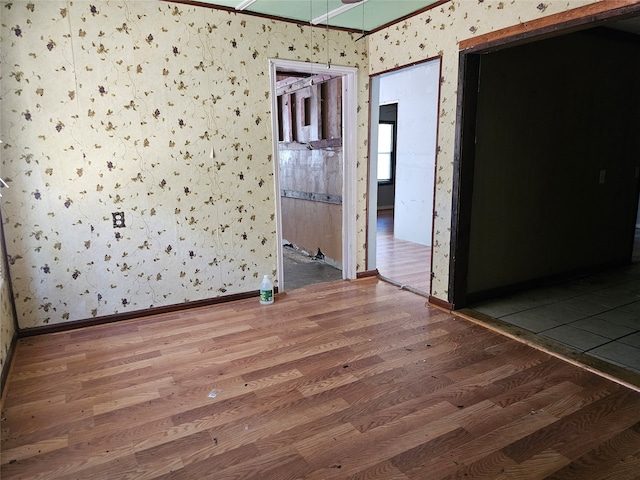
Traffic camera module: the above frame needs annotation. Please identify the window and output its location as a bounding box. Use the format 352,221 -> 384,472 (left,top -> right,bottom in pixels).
377,121 -> 395,183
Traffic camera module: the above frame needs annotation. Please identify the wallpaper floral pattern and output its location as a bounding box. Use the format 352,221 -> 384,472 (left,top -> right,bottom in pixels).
367,0 -> 601,301
0,0 -> 369,329
0,0 -> 609,331
1,232 -> 16,380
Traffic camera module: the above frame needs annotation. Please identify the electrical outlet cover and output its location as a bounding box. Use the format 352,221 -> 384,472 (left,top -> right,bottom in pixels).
112,212 -> 125,228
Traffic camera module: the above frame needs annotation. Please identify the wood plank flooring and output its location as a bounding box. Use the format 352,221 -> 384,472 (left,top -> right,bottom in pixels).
2,278 -> 640,479
376,209 -> 431,294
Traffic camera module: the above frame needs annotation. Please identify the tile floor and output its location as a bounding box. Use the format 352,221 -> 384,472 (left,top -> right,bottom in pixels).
470,263 -> 640,375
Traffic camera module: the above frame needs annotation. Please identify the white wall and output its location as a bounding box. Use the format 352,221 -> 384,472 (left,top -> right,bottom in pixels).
368,0 -> 603,302
379,60 -> 440,246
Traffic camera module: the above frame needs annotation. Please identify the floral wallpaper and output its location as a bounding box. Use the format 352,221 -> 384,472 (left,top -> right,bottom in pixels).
1,0 -> 610,330
1,229 -> 16,380
0,0 -> 369,329
368,0 -> 601,301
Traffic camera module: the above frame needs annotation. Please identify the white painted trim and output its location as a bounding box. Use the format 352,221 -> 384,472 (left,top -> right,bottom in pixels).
367,77 -> 380,271
235,0 -> 257,11
268,59 -> 358,290
311,0 -> 368,25
341,64 -> 358,281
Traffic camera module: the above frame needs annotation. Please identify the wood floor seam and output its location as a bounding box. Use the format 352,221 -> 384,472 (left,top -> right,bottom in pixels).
2,279 -> 640,479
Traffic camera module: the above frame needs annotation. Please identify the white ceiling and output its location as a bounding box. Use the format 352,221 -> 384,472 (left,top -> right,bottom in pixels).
187,0 -> 440,32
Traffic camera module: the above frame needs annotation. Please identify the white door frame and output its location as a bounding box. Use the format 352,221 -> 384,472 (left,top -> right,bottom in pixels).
367,78 -> 381,271
268,59 -> 358,290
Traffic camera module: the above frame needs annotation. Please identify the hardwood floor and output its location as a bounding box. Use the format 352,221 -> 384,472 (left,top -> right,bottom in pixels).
376,209 -> 431,294
2,278 -> 640,479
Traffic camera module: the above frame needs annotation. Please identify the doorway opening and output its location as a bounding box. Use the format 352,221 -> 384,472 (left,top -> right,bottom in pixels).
452,25 -> 640,309
368,59 -> 441,295
452,16 -> 640,381
269,59 -> 357,292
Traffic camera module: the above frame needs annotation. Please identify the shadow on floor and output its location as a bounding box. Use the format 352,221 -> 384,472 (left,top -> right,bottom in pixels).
283,245 -> 342,291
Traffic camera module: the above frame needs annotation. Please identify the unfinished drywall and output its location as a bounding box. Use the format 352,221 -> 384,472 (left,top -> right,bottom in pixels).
277,77 -> 343,265
0,1 -> 368,329
279,145 -> 343,265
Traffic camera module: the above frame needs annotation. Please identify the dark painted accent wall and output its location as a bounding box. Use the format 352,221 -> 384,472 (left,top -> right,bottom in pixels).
467,29 -> 640,297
